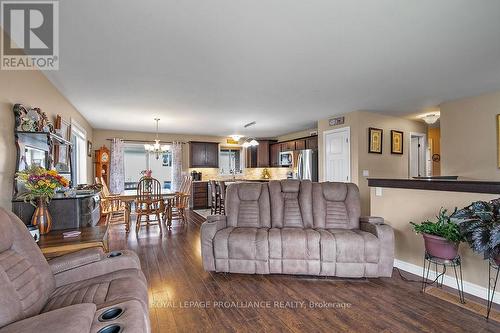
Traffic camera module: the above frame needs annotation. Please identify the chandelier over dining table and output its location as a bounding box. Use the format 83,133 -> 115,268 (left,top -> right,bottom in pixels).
144,118 -> 169,159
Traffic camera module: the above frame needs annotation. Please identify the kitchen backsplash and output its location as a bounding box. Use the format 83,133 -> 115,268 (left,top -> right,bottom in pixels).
186,167 -> 292,181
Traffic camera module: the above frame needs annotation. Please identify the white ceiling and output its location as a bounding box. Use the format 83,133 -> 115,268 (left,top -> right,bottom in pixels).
42,0 -> 500,137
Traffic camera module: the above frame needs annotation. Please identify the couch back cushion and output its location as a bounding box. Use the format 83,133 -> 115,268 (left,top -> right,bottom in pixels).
0,209 -> 56,328
226,183 -> 271,228
312,182 -> 361,229
269,180 -> 313,228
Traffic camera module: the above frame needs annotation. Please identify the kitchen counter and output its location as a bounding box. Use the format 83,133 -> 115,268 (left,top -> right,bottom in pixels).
367,178 -> 500,194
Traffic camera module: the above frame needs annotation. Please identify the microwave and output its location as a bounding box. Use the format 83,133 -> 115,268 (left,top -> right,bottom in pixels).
279,151 -> 293,167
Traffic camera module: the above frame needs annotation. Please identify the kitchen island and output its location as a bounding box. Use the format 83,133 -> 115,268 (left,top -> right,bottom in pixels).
368,178 -> 500,303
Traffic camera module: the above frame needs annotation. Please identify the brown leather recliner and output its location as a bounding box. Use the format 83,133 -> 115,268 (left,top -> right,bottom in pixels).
0,208 -> 150,333
201,180 -> 394,277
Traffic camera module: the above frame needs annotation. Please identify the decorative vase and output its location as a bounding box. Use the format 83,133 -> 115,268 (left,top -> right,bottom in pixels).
31,198 -> 52,235
422,233 -> 459,260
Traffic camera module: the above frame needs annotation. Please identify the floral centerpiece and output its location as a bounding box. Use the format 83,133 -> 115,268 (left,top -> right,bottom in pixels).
140,169 -> 152,177
16,166 -> 70,234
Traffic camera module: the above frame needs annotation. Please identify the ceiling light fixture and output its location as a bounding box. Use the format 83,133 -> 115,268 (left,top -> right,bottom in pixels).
229,134 -> 243,141
422,113 -> 440,124
242,138 -> 259,147
144,118 -> 169,159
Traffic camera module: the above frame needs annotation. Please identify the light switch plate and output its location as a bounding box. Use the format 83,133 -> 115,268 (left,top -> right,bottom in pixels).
362,170 -> 369,177
375,187 -> 383,197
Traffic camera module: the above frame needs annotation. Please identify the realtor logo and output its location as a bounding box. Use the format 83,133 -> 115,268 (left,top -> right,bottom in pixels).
1,0 -> 59,70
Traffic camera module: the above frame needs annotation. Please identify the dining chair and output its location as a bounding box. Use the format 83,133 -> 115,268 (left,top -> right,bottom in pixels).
164,176 -> 192,227
99,192 -> 127,227
135,177 -> 164,234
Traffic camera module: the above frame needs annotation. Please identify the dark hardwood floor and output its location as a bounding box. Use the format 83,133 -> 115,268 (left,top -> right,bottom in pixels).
107,211 -> 500,333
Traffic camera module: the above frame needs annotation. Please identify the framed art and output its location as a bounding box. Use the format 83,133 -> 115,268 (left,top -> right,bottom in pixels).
368,127 -> 383,154
87,140 -> 92,157
391,130 -> 404,154
55,115 -> 72,141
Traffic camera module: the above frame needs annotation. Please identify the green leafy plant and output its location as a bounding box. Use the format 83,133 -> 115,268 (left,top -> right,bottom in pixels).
450,200 -> 500,260
410,208 -> 463,243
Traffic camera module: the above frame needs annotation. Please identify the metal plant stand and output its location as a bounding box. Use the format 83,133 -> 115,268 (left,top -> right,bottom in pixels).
487,259 -> 499,320
421,252 -> 465,304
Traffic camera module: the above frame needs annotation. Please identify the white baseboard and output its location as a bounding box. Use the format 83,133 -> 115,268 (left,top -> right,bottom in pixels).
394,259 -> 500,304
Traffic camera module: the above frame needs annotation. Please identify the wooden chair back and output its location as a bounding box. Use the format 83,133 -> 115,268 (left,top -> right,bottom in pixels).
100,176 -> 114,197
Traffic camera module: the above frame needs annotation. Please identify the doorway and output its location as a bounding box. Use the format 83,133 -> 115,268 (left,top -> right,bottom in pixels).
323,127 -> 351,182
409,133 -> 428,177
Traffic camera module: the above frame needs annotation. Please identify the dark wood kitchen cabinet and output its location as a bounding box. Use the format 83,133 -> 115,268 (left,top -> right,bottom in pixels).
246,140 -> 275,168
190,181 -> 208,209
270,143 -> 281,167
280,141 -> 295,152
295,139 -> 306,150
189,142 -> 219,168
306,136 -> 318,150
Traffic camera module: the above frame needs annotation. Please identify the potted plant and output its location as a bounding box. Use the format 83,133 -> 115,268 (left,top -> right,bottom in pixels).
16,166 -> 70,234
451,200 -> 500,265
410,208 -> 463,260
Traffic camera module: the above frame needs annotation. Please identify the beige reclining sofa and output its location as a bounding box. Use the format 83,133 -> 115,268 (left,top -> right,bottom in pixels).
201,180 -> 394,277
0,208 -> 150,333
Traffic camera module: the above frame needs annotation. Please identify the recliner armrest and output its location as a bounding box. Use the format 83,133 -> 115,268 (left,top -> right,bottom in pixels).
200,215 -> 227,271
360,216 -> 385,225
49,247 -> 104,275
52,249 -> 142,287
359,217 -> 395,277
0,303 -> 95,333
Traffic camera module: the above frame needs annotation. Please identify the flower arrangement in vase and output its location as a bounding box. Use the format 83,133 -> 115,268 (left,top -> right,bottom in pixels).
140,169 -> 152,178
16,166 -> 70,234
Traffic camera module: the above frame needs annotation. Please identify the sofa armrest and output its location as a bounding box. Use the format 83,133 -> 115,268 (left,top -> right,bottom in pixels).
360,217 -> 395,277
0,303 -> 95,333
360,216 -> 385,225
49,247 -> 105,274
52,249 -> 142,287
200,215 -> 227,271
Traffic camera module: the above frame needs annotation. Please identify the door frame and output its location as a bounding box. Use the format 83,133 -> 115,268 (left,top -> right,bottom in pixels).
323,126 -> 351,182
409,132 -> 427,178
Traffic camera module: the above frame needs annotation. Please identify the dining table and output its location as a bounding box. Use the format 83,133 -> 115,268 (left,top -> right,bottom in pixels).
118,189 -> 176,231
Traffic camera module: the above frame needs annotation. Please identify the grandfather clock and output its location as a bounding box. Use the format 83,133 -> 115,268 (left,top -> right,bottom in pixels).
94,146 -> 110,184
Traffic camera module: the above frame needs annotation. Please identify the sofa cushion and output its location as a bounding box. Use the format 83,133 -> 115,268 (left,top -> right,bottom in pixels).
268,228 -> 321,275
269,180 -> 313,228
226,183 -> 271,228
312,182 -> 361,229
213,227 -> 268,260
327,229 -> 379,263
42,268 -> 148,312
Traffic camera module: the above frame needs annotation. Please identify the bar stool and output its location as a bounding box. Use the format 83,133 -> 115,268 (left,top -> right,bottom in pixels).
217,181 -> 226,215
210,180 -> 219,214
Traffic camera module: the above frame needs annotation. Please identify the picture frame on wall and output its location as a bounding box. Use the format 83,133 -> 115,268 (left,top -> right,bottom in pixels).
55,115 -> 72,141
368,127 -> 383,154
87,140 -> 92,157
391,130 -> 404,154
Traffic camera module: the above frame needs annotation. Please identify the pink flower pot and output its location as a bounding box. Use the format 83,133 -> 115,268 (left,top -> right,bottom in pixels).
422,233 -> 459,260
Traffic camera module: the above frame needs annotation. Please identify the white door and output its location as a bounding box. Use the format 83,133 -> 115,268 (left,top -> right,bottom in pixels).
410,135 -> 426,177
324,128 -> 350,182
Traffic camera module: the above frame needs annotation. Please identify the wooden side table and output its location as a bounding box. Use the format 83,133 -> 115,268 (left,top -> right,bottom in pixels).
38,225 -> 109,259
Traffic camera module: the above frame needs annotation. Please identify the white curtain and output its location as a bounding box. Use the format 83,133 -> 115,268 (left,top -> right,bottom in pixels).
171,142 -> 183,192
109,138 -> 125,193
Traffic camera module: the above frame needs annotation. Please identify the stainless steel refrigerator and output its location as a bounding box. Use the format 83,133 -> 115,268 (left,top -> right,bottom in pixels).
293,149 -> 318,182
